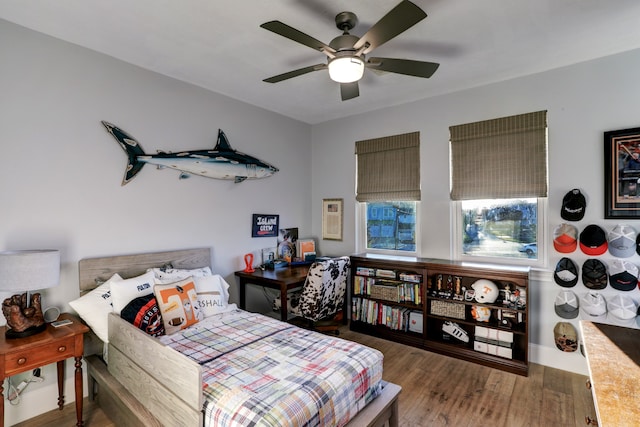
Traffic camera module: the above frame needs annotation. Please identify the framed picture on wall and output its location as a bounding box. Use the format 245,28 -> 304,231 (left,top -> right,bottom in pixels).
322,198 -> 343,241
604,126 -> 640,218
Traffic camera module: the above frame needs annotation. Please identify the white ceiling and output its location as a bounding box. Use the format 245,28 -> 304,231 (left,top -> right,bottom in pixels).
2,0 -> 640,124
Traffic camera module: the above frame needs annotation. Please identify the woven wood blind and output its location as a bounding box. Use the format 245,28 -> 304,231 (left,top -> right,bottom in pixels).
355,131 -> 420,202
449,110 -> 548,200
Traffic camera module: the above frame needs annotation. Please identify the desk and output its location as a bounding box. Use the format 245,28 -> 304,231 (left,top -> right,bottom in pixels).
580,321 -> 640,426
235,265 -> 309,320
0,313 -> 89,427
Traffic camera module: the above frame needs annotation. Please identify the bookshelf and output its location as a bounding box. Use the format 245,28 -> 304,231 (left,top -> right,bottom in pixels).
349,254 -> 530,376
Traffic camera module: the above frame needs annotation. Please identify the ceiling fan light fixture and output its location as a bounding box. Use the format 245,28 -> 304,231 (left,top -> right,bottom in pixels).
328,56 -> 364,83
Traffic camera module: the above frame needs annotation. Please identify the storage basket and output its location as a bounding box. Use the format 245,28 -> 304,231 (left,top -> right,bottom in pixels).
430,300 -> 465,320
370,284 -> 399,302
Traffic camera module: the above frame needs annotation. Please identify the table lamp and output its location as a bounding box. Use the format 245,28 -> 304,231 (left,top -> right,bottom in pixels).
0,250 -> 60,338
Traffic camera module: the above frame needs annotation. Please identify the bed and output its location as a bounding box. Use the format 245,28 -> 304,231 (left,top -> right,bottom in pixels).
76,248 -> 401,427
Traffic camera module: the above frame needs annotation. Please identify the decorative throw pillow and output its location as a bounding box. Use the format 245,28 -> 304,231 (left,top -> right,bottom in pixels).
149,266 -> 212,282
69,273 -> 122,343
193,275 -> 230,318
154,278 -> 200,334
110,270 -> 156,315
120,294 -> 165,337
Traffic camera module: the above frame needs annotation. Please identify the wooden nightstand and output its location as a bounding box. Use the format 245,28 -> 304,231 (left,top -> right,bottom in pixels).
0,313 -> 89,427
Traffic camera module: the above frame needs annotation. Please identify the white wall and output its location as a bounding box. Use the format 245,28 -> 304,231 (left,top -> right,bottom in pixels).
0,20 -> 311,425
311,48 -> 640,376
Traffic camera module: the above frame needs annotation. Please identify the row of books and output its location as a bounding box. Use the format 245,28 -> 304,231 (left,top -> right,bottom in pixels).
355,267 -> 423,283
352,297 -> 421,332
353,276 -> 423,305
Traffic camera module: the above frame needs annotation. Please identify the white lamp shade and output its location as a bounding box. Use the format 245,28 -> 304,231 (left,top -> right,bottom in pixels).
0,250 -> 60,292
328,56 -> 365,83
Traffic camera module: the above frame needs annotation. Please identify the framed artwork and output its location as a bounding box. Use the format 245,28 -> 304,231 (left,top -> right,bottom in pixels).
604,126 -> 640,218
322,198 -> 343,241
252,214 -> 279,237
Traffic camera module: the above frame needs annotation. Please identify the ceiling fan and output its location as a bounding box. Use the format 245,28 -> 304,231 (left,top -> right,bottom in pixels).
260,0 -> 440,101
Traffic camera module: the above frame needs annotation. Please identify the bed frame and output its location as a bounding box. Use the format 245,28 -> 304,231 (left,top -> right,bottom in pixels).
79,248 -> 401,427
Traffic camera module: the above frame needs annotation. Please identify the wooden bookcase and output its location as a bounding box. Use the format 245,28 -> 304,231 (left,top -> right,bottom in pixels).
349,254 -> 530,376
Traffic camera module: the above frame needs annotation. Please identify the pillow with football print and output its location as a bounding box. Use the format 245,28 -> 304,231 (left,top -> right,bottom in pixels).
154,277 -> 200,335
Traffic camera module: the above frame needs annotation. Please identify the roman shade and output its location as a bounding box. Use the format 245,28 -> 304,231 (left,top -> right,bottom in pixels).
355,131 -> 420,202
449,110 -> 548,200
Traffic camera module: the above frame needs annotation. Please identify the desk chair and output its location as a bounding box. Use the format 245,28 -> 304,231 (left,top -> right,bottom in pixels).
274,256 -> 350,334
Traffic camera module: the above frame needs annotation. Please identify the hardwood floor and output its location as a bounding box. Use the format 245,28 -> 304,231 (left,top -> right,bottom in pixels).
15,326 -> 596,426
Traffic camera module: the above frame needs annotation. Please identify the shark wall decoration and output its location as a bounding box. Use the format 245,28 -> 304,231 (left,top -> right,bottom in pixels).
101,121 -> 279,185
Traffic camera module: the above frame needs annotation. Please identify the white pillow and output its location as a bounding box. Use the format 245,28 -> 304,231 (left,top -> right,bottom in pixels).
110,270 -> 156,315
149,266 -> 212,282
194,275 -> 230,318
69,273 -> 122,343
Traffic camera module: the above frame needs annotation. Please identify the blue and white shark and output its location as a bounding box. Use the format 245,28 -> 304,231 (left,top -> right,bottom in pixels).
101,121 -> 279,185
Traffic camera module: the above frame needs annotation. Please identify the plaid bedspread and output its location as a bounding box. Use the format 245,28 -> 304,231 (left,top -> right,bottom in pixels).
160,309 -> 383,427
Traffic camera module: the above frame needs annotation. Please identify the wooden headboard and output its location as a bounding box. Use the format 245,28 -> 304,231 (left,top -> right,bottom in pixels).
78,248 -> 211,295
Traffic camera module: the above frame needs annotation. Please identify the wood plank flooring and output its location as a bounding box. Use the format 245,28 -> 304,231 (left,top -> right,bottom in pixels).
15,326 -> 596,426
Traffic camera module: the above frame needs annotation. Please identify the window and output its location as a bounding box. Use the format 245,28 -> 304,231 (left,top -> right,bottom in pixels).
455,198 -> 546,265
360,201 -> 418,253
355,131 -> 421,256
450,111 -> 548,266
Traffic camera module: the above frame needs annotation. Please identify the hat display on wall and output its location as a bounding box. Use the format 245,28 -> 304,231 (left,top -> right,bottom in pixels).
580,291 -> 607,322
608,259 -> 639,291
607,224 -> 637,258
606,294 -> 638,328
553,257 -> 579,287
554,290 -> 579,319
561,189 -> 586,221
554,322 -> 578,352
579,224 -> 608,255
582,259 -> 608,290
553,223 -> 578,253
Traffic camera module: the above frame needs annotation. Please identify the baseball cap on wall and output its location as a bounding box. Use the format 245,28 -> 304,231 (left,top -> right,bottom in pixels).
607,294 -> 638,328
553,257 -> 579,287
553,223 -> 578,253
554,290 -> 579,319
608,224 -> 637,258
579,224 -> 608,255
554,322 -> 578,352
582,259 -> 608,290
580,291 -> 607,322
561,189 -> 586,221
609,259 -> 639,291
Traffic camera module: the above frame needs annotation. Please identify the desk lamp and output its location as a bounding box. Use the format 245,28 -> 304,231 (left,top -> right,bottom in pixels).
0,250 -> 60,338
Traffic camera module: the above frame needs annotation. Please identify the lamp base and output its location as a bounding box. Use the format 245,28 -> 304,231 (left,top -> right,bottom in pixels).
5,323 -> 47,339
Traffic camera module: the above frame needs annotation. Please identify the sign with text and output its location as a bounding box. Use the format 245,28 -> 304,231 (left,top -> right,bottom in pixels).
252,214 -> 279,237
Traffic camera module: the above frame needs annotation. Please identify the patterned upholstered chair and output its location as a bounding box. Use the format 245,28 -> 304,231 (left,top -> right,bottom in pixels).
274,256 -> 350,334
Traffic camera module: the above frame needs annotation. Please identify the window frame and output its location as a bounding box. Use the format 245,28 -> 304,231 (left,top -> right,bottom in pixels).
451,198 -> 548,268
356,201 -> 421,257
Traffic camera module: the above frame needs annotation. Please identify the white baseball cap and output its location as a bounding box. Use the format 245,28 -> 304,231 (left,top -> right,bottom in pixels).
607,294 -> 638,327
580,291 -> 607,322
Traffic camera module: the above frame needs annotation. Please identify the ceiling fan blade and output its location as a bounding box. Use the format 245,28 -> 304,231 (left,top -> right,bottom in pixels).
353,1 -> 427,55
263,64 -> 327,83
367,57 -> 439,78
340,82 -> 359,101
261,21 -> 336,55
